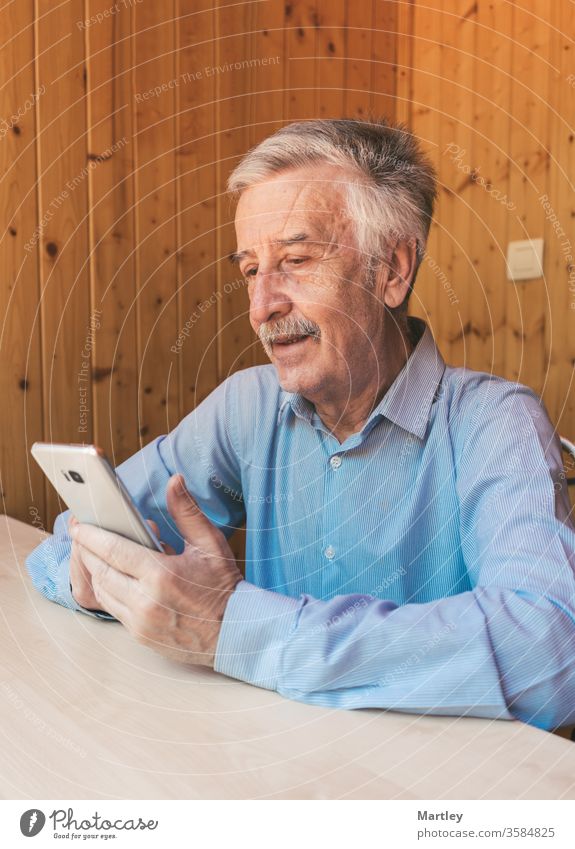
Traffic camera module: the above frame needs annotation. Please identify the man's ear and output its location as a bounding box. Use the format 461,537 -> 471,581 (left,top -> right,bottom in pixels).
376,239 -> 417,309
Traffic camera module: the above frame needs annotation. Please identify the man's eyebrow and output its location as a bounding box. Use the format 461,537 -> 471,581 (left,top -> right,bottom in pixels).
276,232 -> 309,246
228,233 -> 310,265
228,249 -> 249,265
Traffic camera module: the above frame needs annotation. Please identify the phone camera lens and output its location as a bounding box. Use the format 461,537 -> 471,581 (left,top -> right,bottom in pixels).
69,471 -> 84,484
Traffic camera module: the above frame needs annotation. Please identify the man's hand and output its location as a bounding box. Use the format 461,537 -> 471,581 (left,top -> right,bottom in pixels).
69,514 -> 101,610
69,474 -> 244,667
69,515 -> 167,612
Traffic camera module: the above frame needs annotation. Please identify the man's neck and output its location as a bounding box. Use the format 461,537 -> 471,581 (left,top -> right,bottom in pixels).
313,319 -> 416,444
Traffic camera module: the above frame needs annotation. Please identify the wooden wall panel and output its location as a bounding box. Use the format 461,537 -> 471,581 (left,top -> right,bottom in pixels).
133,2 -> 179,445
345,2 -> 373,119
176,1 -> 219,411
85,0 -> 139,467
250,1 -> 285,145
13,2 -> 575,530
316,0 -> 346,119
408,0 -> 442,328
371,0 -> 398,119
467,0 -> 513,376
394,0 -> 413,127
405,0 -> 573,444
545,1 -> 575,438
436,0 -> 476,365
1,0 -> 397,538
504,0 -> 551,394
214,0 -> 255,382
3,0 -> 574,532
0,0 -> 45,524
36,0 -> 93,525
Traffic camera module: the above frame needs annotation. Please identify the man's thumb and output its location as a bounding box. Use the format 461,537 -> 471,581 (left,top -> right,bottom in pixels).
166,474 -> 214,547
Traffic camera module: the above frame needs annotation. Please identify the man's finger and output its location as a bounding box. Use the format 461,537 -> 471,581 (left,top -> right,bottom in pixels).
79,544 -> 138,604
166,474 -> 226,550
71,523 -> 163,579
86,574 -> 131,627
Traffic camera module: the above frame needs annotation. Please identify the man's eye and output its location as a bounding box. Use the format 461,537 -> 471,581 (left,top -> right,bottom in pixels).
286,257 -> 307,267
244,267 -> 258,278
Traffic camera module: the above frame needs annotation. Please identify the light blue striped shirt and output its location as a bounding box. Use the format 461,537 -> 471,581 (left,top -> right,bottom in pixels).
26,318 -> 575,729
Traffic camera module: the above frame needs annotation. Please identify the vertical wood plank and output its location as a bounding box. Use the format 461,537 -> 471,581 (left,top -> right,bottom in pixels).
395,0 -> 414,127
345,1 -> 373,119
315,0 -> 346,119
371,0 -> 398,120
467,0 -> 513,376
250,1 -> 286,142
214,0 -> 256,381
284,1 -> 319,121
543,1 -> 575,436
36,0 -> 93,524
133,0 -> 179,444
436,0 -> 476,365
408,0 -> 442,330
85,0 -> 139,466
176,1 -> 219,411
504,0 -> 551,393
250,1 -> 286,368
0,0 -> 45,524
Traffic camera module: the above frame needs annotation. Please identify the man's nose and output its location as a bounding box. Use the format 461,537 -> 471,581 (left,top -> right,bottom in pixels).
249,271 -> 292,327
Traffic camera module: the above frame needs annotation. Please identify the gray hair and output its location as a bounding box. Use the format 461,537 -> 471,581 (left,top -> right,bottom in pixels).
227,118 -> 437,299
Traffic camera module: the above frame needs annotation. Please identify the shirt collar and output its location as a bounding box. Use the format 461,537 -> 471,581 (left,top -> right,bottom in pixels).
279,317 -> 446,440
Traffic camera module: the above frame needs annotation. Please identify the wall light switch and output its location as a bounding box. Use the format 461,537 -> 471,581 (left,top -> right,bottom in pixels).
506,238 -> 544,281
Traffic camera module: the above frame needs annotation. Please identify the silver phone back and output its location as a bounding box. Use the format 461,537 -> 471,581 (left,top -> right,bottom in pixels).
31,443 -> 161,550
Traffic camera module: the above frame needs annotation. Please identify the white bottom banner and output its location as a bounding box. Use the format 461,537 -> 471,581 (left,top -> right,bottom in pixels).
0,799 -> 573,848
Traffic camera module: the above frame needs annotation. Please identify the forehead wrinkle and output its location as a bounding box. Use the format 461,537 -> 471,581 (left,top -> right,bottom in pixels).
236,207 -> 349,259
234,172 -> 353,261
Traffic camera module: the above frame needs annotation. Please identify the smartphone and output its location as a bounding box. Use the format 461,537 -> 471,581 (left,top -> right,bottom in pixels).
31,442 -> 163,551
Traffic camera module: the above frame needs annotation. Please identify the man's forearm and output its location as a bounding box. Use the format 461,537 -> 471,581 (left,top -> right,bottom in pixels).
214,580 -> 575,728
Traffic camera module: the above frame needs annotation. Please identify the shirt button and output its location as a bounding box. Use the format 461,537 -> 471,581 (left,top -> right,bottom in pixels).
324,545 -> 336,560
330,455 -> 342,470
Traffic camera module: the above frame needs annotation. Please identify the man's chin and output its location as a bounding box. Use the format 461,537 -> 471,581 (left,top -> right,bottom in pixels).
261,333 -> 325,393
272,363 -> 321,397
274,370 -> 302,394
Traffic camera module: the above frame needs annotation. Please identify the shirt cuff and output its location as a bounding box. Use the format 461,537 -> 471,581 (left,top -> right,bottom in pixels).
214,580 -> 300,690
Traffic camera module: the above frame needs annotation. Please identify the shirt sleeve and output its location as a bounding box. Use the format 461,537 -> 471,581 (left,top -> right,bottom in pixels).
26,375 -> 246,615
215,384 -> 575,730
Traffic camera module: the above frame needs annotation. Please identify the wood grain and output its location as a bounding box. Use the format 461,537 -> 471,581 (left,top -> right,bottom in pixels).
408,0 -> 442,329
504,0 -> 551,395
4,2 -> 573,536
214,0 -> 255,382
176,0 -> 219,410
36,0 -> 93,526
405,0 -> 573,445
85,0 -> 139,466
436,0 -> 476,365
0,0 -> 45,524
345,1 -> 373,120
133,0 -> 179,444
542,1 -> 575,440
467,0 -> 513,376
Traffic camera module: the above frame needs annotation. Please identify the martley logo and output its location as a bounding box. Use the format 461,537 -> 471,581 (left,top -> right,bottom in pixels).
19,807 -> 158,839
19,809 -> 46,836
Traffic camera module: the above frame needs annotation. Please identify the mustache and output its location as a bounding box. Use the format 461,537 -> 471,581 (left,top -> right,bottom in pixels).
258,315 -> 321,351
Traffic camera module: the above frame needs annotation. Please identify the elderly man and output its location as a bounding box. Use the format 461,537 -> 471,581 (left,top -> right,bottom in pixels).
27,119 -> 575,729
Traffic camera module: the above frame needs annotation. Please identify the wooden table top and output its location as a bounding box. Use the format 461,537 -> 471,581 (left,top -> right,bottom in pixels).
1,515 -> 574,800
